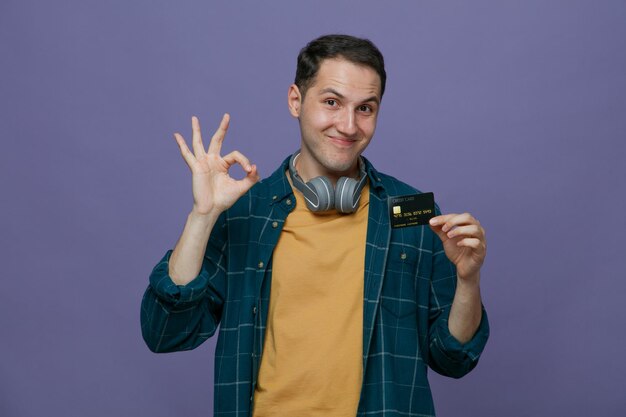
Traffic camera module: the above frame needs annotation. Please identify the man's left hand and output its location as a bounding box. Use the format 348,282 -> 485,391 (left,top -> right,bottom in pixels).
429,213 -> 486,284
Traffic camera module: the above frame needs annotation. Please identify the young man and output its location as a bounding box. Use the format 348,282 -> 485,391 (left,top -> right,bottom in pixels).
141,34 -> 489,417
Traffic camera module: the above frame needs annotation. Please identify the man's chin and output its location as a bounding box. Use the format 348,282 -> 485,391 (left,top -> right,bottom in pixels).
322,159 -> 359,177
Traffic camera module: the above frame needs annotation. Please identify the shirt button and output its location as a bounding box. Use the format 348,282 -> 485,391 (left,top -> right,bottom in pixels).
272,195 -> 277,200
252,306 -> 257,315
258,261 -> 264,269
286,199 -> 292,205
272,221 -> 278,228
400,252 -> 407,260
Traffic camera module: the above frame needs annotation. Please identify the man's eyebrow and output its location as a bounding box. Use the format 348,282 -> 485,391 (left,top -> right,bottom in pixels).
318,88 -> 380,105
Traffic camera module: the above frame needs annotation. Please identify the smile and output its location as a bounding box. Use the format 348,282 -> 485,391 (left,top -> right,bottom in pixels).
327,135 -> 357,147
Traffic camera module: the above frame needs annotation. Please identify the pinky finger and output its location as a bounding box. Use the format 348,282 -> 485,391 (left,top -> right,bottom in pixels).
174,133 -> 196,167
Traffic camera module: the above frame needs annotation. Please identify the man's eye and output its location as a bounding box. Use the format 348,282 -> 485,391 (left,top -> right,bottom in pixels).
325,99 -> 337,106
359,105 -> 372,112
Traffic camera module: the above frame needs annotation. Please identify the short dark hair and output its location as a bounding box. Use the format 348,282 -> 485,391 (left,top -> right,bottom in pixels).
295,34 -> 386,98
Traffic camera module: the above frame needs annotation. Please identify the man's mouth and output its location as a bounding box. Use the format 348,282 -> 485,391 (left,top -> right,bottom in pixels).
327,135 -> 356,147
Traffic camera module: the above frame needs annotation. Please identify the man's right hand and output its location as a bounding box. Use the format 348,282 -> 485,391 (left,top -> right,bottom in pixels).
174,114 -> 260,216
168,114 -> 259,284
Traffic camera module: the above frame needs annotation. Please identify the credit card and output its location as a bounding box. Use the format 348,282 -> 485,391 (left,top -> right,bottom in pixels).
389,192 -> 435,228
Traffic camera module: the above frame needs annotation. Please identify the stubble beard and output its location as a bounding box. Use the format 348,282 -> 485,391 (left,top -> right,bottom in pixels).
306,141 -> 360,178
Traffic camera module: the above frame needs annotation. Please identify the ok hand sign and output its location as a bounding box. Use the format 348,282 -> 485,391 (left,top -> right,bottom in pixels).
174,114 -> 260,216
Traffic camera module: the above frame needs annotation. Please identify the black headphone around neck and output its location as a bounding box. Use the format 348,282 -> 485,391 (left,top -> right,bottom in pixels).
288,150 -> 368,214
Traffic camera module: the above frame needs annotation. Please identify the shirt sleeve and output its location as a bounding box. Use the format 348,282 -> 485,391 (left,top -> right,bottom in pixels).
140,214 -> 228,353
426,211 -> 489,378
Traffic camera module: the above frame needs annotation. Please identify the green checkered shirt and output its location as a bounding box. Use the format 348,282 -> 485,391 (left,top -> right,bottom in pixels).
141,155 -> 489,416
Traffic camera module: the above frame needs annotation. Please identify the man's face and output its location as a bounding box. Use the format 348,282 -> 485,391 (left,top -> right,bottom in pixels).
288,58 -> 381,182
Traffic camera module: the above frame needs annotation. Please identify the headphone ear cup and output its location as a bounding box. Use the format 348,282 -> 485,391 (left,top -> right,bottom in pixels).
306,176 -> 335,212
335,177 -> 358,214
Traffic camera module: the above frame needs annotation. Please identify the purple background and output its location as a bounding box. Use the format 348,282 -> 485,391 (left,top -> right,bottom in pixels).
1,1 -> 625,416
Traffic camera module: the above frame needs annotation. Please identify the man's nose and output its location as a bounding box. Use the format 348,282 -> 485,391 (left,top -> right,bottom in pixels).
335,108 -> 358,137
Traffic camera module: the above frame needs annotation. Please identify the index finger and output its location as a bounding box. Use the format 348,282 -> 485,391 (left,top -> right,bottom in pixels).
207,113 -> 231,155
431,212 -> 478,232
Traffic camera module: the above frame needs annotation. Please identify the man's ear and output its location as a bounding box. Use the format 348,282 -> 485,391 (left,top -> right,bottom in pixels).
288,84 -> 302,118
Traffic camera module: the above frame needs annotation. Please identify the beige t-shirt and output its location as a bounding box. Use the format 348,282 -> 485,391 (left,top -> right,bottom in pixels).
252,174 -> 369,417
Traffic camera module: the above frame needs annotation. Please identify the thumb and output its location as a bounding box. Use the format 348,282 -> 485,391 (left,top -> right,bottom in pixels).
429,224 -> 449,243
238,164 -> 260,192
